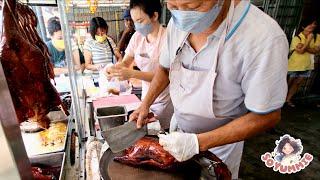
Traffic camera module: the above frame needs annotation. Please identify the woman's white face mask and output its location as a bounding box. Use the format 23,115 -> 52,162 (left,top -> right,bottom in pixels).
169,0 -> 224,33
134,22 -> 153,37
130,7 -> 158,37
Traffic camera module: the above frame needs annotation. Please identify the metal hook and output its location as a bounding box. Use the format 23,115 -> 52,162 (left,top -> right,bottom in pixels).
207,159 -> 221,171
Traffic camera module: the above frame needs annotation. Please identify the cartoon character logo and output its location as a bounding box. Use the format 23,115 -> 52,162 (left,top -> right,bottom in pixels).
274,134 -> 303,166
261,134 -> 313,174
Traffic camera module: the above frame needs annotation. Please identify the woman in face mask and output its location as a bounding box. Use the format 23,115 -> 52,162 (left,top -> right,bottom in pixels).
46,17 -> 81,75
83,17 -> 122,71
107,0 -> 174,129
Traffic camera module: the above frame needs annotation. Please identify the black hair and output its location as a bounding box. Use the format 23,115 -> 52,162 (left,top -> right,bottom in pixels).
89,17 -> 108,40
129,0 -> 162,20
47,17 -> 61,36
276,137 -> 302,155
296,17 -> 317,36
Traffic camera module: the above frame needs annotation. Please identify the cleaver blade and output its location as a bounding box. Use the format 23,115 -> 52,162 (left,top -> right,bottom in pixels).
102,121 -> 147,153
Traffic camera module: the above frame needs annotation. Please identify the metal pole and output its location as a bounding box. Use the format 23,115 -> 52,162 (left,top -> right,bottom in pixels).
58,0 -> 85,140
34,6 -> 48,42
58,2 -> 86,179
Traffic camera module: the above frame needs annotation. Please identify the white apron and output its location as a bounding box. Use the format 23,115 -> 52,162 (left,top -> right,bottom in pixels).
135,27 -> 174,129
169,1 -> 250,179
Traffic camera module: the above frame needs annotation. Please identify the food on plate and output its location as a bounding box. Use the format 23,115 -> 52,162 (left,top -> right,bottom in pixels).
1,0 -> 67,129
114,137 -> 176,169
39,122 -> 67,146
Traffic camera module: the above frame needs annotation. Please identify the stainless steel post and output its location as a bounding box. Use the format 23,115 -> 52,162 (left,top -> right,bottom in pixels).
0,61 -> 32,179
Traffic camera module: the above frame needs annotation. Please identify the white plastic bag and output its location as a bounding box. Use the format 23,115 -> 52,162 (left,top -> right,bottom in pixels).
98,64 -> 131,96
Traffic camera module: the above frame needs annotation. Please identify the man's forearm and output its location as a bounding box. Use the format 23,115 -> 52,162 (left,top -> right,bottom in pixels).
142,65 -> 170,107
197,110 -> 281,151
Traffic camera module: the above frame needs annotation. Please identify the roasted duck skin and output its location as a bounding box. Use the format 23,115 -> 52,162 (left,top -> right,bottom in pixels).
1,0 -> 66,128
114,137 -> 176,169
114,137 -> 232,180
32,167 -> 54,180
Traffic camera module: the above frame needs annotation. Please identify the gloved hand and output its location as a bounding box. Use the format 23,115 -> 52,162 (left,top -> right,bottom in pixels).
158,132 -> 199,162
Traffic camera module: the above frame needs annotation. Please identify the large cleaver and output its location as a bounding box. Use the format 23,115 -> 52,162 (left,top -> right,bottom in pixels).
102,121 -> 147,153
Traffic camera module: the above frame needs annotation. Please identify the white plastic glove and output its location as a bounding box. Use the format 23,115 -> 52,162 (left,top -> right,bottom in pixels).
147,120 -> 161,135
158,132 -> 199,162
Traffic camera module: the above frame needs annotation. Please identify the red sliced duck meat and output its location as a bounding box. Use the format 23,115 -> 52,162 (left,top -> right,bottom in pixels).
32,167 -> 55,180
114,137 -> 232,180
114,137 -> 176,169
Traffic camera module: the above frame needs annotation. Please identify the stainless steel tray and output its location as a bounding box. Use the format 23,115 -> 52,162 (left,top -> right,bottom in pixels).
95,106 -> 127,132
30,152 -> 66,180
22,119 -> 70,157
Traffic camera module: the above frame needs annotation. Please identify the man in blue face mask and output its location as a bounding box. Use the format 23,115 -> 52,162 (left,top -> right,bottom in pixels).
129,0 -> 289,178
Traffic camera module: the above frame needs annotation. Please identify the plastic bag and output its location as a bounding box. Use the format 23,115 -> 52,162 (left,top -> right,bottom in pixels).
99,64 -> 132,96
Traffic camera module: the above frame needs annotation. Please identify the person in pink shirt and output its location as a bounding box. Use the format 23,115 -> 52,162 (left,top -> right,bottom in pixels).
107,0 -> 173,129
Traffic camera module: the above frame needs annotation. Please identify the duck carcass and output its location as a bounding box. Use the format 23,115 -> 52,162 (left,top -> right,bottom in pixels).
1,0 -> 67,128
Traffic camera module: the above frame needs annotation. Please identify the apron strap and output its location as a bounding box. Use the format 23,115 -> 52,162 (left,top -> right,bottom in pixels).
212,0 -> 235,73
226,2 -> 251,41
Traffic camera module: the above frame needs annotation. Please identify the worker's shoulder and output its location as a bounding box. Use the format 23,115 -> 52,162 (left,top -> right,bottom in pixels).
164,19 -> 189,47
130,31 -> 141,40
243,4 -> 286,40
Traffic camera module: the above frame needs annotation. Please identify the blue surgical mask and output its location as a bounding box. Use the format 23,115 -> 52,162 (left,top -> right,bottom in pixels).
170,0 -> 224,33
134,22 -> 153,37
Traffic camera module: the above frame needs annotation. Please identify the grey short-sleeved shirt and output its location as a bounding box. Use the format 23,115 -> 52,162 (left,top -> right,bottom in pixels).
160,1 -> 289,125
83,36 -> 116,65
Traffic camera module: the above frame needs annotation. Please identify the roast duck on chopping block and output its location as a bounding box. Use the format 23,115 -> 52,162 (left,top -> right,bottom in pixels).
0,0 -> 68,128
114,137 -> 176,169
114,137 -> 232,180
